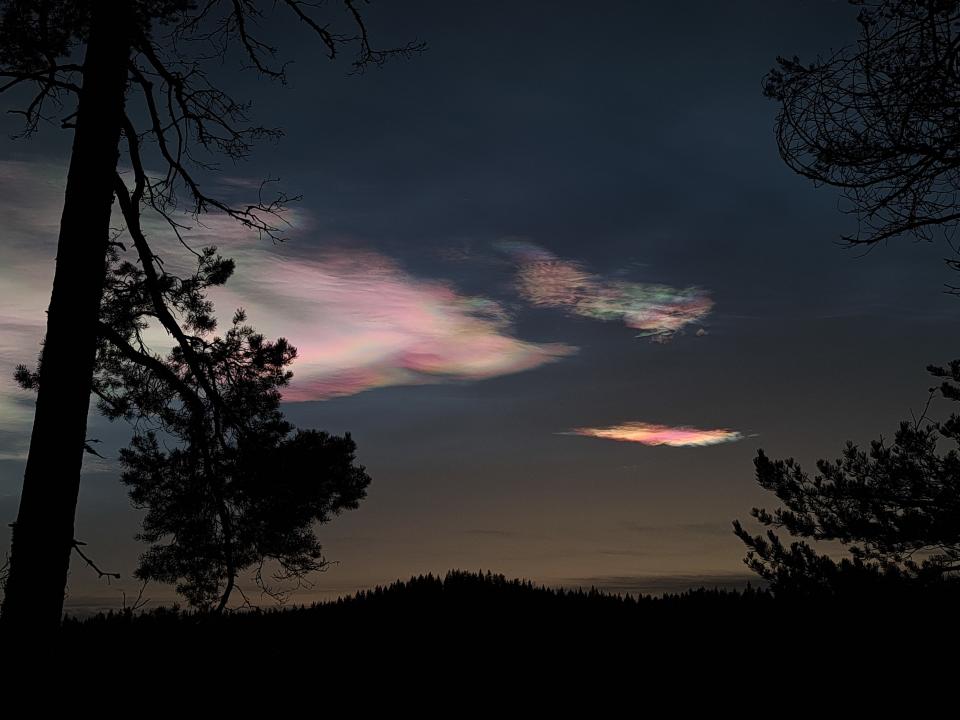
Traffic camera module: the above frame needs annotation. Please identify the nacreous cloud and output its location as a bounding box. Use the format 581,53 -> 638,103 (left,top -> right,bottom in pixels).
215,247 -> 576,400
0,160 -> 575,414
568,422 -> 743,447
498,240 -> 712,341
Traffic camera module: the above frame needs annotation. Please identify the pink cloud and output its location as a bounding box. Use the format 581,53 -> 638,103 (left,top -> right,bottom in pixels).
568,422 -> 743,447
216,247 -> 575,400
0,161 -> 576,411
498,239 -> 713,340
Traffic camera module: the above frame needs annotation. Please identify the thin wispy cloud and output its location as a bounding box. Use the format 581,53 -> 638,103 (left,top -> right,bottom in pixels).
497,239 -> 713,341
567,421 -> 743,447
0,161 -> 66,436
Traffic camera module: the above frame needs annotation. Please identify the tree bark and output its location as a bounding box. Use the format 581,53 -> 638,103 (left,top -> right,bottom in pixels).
1,2 -> 131,629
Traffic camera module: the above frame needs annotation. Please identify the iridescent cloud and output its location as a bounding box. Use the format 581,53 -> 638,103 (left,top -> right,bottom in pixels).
0,161 -> 575,412
0,161 -> 66,438
498,239 -> 712,340
215,247 -> 576,400
568,422 -> 743,447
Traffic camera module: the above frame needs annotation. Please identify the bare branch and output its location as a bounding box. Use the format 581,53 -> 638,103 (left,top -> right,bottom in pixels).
72,540 -> 121,582
768,1 -> 960,248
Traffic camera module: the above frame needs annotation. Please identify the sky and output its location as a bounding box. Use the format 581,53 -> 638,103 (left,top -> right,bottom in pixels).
2,0 -> 960,612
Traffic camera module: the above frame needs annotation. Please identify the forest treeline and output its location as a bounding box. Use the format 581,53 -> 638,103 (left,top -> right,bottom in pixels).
55,569 -> 960,648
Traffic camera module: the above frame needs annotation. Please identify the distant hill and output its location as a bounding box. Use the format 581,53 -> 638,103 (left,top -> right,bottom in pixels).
50,569 -> 951,657
59,569 -> 769,635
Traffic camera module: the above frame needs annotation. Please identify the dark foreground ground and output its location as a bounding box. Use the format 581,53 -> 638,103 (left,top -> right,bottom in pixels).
2,569 -> 955,694
51,570 -> 957,654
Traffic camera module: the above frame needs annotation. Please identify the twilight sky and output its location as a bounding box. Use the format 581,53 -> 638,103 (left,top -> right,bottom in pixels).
3,0 -> 960,611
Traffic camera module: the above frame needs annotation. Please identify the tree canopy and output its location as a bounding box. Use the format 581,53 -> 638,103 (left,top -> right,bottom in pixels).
766,0 -> 960,248
111,307 -> 371,611
16,236 -> 373,611
733,396 -> 960,596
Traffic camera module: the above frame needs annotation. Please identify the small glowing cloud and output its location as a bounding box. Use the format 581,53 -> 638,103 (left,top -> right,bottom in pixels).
497,240 -> 712,341
568,421 -> 743,447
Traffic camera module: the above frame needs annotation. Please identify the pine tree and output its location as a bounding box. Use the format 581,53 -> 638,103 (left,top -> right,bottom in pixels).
0,0 -> 420,628
734,365 -> 960,596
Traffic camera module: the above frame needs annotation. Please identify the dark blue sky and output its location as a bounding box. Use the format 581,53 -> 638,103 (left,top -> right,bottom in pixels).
2,0 -> 958,610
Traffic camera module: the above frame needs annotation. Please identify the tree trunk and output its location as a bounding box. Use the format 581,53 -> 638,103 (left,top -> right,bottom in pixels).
1,3 -> 131,629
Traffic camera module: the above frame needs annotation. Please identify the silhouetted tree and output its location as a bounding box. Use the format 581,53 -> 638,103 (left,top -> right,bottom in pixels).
0,0 -> 420,628
766,0 -> 960,249
733,398 -> 960,596
107,304 -> 369,612
17,234 -> 372,611
122,426 -> 369,611
739,0 -> 960,597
